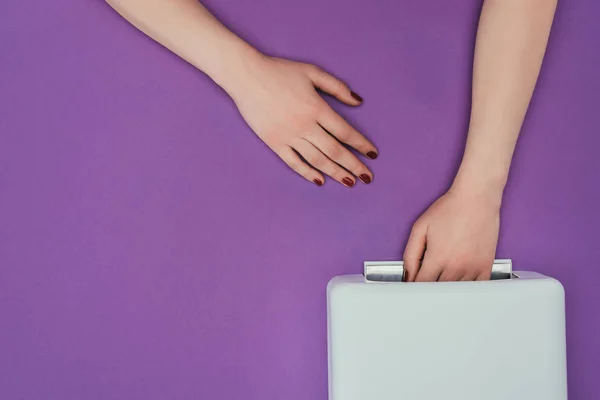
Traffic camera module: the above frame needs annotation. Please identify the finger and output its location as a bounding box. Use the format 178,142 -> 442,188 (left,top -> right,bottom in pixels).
476,270 -> 492,281
278,146 -> 325,186
403,222 -> 427,282
306,127 -> 373,184
292,138 -> 356,188
415,253 -> 443,282
460,272 -> 479,281
438,267 -> 466,282
305,65 -> 363,106
318,105 -> 378,160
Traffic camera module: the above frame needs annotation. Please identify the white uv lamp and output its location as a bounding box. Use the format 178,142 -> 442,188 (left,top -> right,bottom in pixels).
327,259 -> 567,400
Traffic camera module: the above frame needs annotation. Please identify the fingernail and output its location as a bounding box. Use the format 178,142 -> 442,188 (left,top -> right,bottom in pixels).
342,177 -> 354,187
350,91 -> 363,102
366,151 -> 378,160
359,174 -> 371,184
313,178 -> 323,186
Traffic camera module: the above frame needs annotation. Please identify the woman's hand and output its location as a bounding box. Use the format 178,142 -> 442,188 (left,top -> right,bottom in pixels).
106,0 -> 377,187
401,0 -> 557,280
403,186 -> 501,282
227,54 -> 378,187
399,0 -> 557,279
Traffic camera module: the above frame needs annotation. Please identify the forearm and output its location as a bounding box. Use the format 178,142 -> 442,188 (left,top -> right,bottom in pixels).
105,0 -> 261,93
453,0 -> 557,199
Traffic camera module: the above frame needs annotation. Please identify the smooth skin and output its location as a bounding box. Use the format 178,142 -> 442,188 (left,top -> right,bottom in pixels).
404,0 -> 558,282
106,0 -> 377,188
105,0 -> 557,281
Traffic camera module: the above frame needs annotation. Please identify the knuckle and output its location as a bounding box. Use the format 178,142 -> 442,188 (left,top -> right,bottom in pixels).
334,127 -> 351,140
403,247 -> 419,260
453,266 -> 468,276
332,79 -> 347,94
285,157 -> 302,171
307,64 -> 322,75
404,255 -> 419,264
412,220 -> 427,232
307,154 -> 325,168
325,144 -> 344,159
315,104 -> 332,121
306,100 -> 325,119
261,127 -> 279,141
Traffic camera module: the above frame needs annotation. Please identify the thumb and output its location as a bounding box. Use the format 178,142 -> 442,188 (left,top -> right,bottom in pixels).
305,65 -> 363,106
403,221 -> 427,282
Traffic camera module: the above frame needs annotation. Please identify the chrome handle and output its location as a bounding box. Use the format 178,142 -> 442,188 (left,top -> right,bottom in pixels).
364,259 -> 513,282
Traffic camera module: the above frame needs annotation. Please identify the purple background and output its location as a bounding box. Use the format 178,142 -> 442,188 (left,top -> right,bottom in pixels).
1,0 -> 599,398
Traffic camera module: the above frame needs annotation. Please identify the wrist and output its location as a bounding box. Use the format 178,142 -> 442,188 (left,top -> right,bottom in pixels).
210,41 -> 265,97
450,162 -> 507,208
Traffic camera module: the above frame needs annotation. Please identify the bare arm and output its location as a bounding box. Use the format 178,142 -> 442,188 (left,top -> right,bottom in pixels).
106,0 -> 378,187
405,0 -> 558,282
106,0 -> 256,93
454,0 -> 558,199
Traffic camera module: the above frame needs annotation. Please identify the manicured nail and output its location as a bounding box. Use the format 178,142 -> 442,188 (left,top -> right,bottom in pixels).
342,177 -> 354,187
351,91 -> 363,102
359,174 -> 371,184
313,178 -> 323,186
366,151 -> 378,160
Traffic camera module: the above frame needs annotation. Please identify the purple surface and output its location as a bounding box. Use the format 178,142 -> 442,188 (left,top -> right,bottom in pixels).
1,0 -> 599,398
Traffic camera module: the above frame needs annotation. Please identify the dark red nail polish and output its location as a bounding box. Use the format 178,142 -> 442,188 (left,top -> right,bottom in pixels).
351,91 -> 363,102
366,151 -> 378,160
313,178 -> 323,186
359,174 -> 371,184
342,177 -> 354,187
